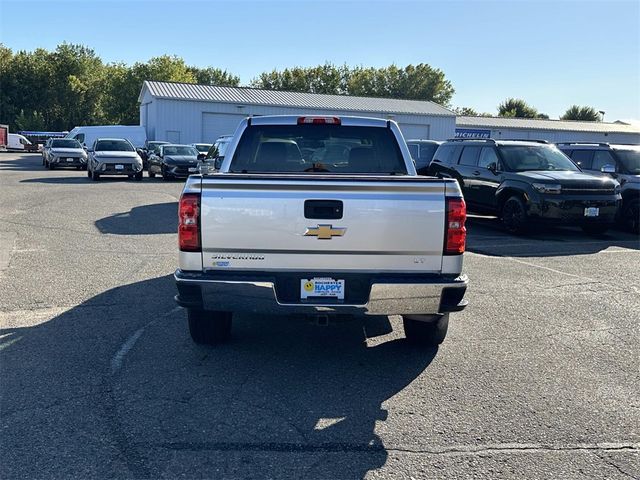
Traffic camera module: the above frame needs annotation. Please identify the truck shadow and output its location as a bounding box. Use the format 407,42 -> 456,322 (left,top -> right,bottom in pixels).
95,202 -> 178,235
466,216 -> 640,257
0,275 -> 435,479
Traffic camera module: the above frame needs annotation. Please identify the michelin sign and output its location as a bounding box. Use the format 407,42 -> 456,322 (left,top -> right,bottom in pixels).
455,128 -> 491,139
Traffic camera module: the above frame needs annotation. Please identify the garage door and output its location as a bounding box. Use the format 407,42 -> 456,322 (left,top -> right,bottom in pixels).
202,113 -> 246,143
399,124 -> 430,140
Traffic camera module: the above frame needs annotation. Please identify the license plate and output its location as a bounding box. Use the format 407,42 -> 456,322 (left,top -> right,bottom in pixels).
188,167 -> 197,172
301,278 -> 345,300
115,164 -> 124,170
66,157 -> 74,162
584,207 -> 599,217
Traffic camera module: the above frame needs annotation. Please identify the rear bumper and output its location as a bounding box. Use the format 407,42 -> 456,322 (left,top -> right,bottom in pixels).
174,269 -> 468,316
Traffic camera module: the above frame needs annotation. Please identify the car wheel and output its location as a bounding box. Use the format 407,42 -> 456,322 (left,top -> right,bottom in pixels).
87,168 -> 92,178
621,198 -> 639,234
402,314 -> 449,347
187,309 -> 232,345
148,171 -> 156,178
134,171 -> 143,181
92,170 -> 100,181
48,162 -> 54,170
162,167 -> 171,181
501,195 -> 529,235
581,224 -> 608,235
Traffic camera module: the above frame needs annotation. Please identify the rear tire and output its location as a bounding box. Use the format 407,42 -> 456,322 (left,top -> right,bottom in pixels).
621,198 -> 639,234
134,171 -> 143,181
91,170 -> 100,181
581,224 -> 609,235
403,314 -> 449,347
48,162 -> 54,170
188,309 -> 232,345
501,195 -> 529,235
148,171 -> 156,178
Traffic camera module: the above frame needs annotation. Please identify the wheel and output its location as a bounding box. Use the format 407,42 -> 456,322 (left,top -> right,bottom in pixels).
501,195 -> 529,235
581,224 -> 609,235
148,171 -> 156,178
403,314 -> 449,347
621,198 -> 639,234
134,171 -> 143,181
42,157 -> 45,166
91,170 -> 100,181
48,162 -> 54,170
187,309 -> 232,345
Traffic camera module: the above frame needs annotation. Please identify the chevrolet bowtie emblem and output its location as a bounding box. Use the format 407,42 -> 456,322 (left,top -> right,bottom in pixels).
304,224 -> 346,240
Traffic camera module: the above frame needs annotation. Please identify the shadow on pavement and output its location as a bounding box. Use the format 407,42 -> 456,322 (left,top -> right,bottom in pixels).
0,275 -> 436,478
95,202 -> 178,235
466,216 -> 640,257
0,154 -> 48,171
21,176 -> 91,184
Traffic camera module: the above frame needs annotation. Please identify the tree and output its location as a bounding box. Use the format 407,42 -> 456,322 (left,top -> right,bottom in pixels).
188,67 -> 240,86
498,98 -> 540,118
560,105 -> 601,121
453,107 -> 479,116
251,63 -> 455,105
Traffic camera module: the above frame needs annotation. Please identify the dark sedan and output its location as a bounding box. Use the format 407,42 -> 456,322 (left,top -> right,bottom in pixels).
147,144 -> 203,180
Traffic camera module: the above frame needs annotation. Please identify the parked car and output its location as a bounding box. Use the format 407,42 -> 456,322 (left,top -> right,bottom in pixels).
139,140 -> 169,169
147,144 -> 202,180
42,138 -> 87,169
198,134 -> 233,174
406,139 -> 441,175
87,138 -> 143,181
428,138 -> 621,235
191,143 -> 213,155
66,125 -> 147,150
557,142 -> 640,233
175,115 -> 468,346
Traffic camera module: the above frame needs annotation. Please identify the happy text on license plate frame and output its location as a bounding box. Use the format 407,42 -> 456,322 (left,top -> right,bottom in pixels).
584,207 -> 599,217
301,278 -> 345,300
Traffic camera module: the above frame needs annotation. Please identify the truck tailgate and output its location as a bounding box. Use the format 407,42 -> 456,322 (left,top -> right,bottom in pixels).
199,175 -> 446,273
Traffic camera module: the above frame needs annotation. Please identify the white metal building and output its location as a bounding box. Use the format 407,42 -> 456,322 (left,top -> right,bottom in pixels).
456,116 -> 640,144
138,81 -> 456,143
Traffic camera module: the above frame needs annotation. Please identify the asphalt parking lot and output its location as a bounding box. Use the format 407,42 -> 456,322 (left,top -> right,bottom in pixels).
1,152 -> 638,479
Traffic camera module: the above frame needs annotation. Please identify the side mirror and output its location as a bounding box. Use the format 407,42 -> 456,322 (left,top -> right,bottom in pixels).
487,162 -> 498,174
197,153 -> 206,161
214,157 -> 223,170
601,164 -> 616,174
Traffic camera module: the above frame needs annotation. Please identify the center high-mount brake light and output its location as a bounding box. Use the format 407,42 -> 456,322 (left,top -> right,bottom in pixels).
179,193 -> 201,252
297,116 -> 341,125
444,197 -> 467,255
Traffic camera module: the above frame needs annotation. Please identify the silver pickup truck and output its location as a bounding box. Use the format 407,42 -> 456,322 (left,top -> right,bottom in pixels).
175,116 -> 468,346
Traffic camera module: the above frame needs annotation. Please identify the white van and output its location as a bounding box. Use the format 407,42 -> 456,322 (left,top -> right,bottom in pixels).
8,133 -> 34,151
65,126 -> 147,149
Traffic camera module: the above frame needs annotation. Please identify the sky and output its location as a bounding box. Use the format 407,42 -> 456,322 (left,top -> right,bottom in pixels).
1,0 -> 639,121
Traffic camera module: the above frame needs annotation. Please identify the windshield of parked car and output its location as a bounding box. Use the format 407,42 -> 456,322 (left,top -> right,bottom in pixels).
51,139 -> 82,148
193,144 -> 211,153
499,145 -> 580,172
230,124 -> 408,174
162,146 -> 198,156
94,139 -> 134,152
615,147 -> 640,174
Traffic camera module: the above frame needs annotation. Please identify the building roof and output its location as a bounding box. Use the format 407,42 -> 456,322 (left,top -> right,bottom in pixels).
139,81 -> 455,117
457,116 -> 640,134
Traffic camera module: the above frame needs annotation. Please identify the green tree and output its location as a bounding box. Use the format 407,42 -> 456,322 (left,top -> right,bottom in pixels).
453,107 -> 479,116
251,63 -> 455,105
497,98 -> 542,118
560,105 -> 601,121
189,66 -> 240,86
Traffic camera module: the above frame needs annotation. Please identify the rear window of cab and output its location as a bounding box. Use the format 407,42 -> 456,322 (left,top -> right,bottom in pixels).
230,124 -> 408,175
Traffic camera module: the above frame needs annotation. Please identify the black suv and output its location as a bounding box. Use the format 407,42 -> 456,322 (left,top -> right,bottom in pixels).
406,139 -> 441,175
556,143 -> 640,233
428,139 -> 621,234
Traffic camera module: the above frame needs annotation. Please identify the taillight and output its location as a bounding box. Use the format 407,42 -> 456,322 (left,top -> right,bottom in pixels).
179,193 -> 200,252
444,197 -> 466,255
297,116 -> 341,125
